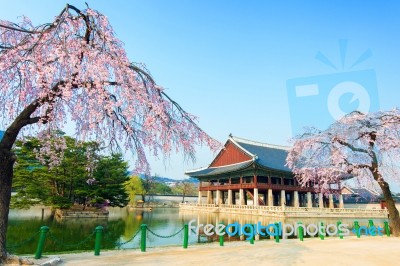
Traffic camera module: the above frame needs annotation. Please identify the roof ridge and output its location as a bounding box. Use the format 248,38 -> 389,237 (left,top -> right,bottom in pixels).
230,135 -> 291,151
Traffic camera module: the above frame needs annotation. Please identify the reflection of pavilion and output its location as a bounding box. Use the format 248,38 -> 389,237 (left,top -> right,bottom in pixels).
182,135 -> 387,218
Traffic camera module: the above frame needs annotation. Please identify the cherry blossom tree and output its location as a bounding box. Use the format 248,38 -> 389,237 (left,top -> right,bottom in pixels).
0,4 -> 219,260
287,110 -> 400,236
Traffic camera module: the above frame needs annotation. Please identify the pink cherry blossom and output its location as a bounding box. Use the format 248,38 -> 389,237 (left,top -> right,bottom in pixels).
286,110 -> 400,235
0,5 -> 221,174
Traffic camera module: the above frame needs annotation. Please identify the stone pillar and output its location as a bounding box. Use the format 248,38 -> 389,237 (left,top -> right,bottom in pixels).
207,190 -> 212,204
216,190 -> 221,205
239,189 -> 245,205
280,190 -> 286,207
319,193 -> 324,208
339,194 -> 344,208
307,192 -> 312,208
329,194 -> 334,209
197,191 -> 202,204
254,188 -> 259,206
268,189 -> 273,206
294,191 -> 299,208
227,190 -> 233,205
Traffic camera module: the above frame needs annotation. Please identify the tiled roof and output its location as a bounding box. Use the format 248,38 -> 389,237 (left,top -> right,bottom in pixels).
341,185 -> 382,203
185,135 -> 292,177
231,136 -> 291,172
185,159 -> 254,177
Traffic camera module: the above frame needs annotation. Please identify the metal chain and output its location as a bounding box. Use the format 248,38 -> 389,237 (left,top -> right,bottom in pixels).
147,226 -> 185,239
114,229 -> 141,249
7,231 -> 40,250
47,231 -> 95,248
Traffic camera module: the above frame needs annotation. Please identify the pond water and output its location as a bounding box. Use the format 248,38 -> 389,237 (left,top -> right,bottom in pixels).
7,206 -> 388,255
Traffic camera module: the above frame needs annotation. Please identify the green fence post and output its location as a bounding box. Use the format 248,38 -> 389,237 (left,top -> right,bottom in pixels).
141,224 -> 147,252
319,222 -> 325,240
274,223 -> 280,243
34,226 -> 49,259
384,221 -> 390,237
94,226 -> 103,256
354,221 -> 360,238
183,224 -> 189,249
337,221 -> 343,239
218,222 -> 224,246
368,220 -> 375,236
368,219 -> 374,228
297,222 -> 304,241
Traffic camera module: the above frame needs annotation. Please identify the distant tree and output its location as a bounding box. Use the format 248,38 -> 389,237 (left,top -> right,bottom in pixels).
153,182 -> 173,195
124,176 -> 145,205
173,181 -> 197,202
287,110 -> 400,236
141,174 -> 156,202
0,4 -> 219,260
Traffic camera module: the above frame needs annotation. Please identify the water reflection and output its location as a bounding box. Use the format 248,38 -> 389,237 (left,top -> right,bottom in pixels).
7,207 -> 387,255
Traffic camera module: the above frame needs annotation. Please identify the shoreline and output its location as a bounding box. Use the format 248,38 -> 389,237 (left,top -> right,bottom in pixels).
17,236 -> 400,266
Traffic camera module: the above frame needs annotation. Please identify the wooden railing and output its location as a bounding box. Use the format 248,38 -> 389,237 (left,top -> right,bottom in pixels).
199,183 -> 315,192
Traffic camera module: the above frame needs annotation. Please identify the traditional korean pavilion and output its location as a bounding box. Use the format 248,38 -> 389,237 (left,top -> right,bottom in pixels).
185,135 -> 344,208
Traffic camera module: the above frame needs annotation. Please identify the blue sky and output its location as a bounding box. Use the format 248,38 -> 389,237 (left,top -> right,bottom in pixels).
1,1 -> 400,191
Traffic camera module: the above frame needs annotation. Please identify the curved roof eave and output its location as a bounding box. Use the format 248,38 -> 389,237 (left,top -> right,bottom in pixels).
185,159 -> 255,178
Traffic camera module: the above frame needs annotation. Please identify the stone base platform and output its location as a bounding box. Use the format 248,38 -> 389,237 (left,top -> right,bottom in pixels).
179,203 -> 389,218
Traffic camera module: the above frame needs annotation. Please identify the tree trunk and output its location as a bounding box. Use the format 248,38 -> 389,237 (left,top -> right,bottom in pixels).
0,148 -> 16,262
0,101 -> 40,262
377,179 -> 400,236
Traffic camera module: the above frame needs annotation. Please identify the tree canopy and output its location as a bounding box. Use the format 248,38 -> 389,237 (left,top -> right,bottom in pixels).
12,134 -> 129,209
287,110 -> 400,235
0,4 -> 219,173
0,5 -> 219,259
